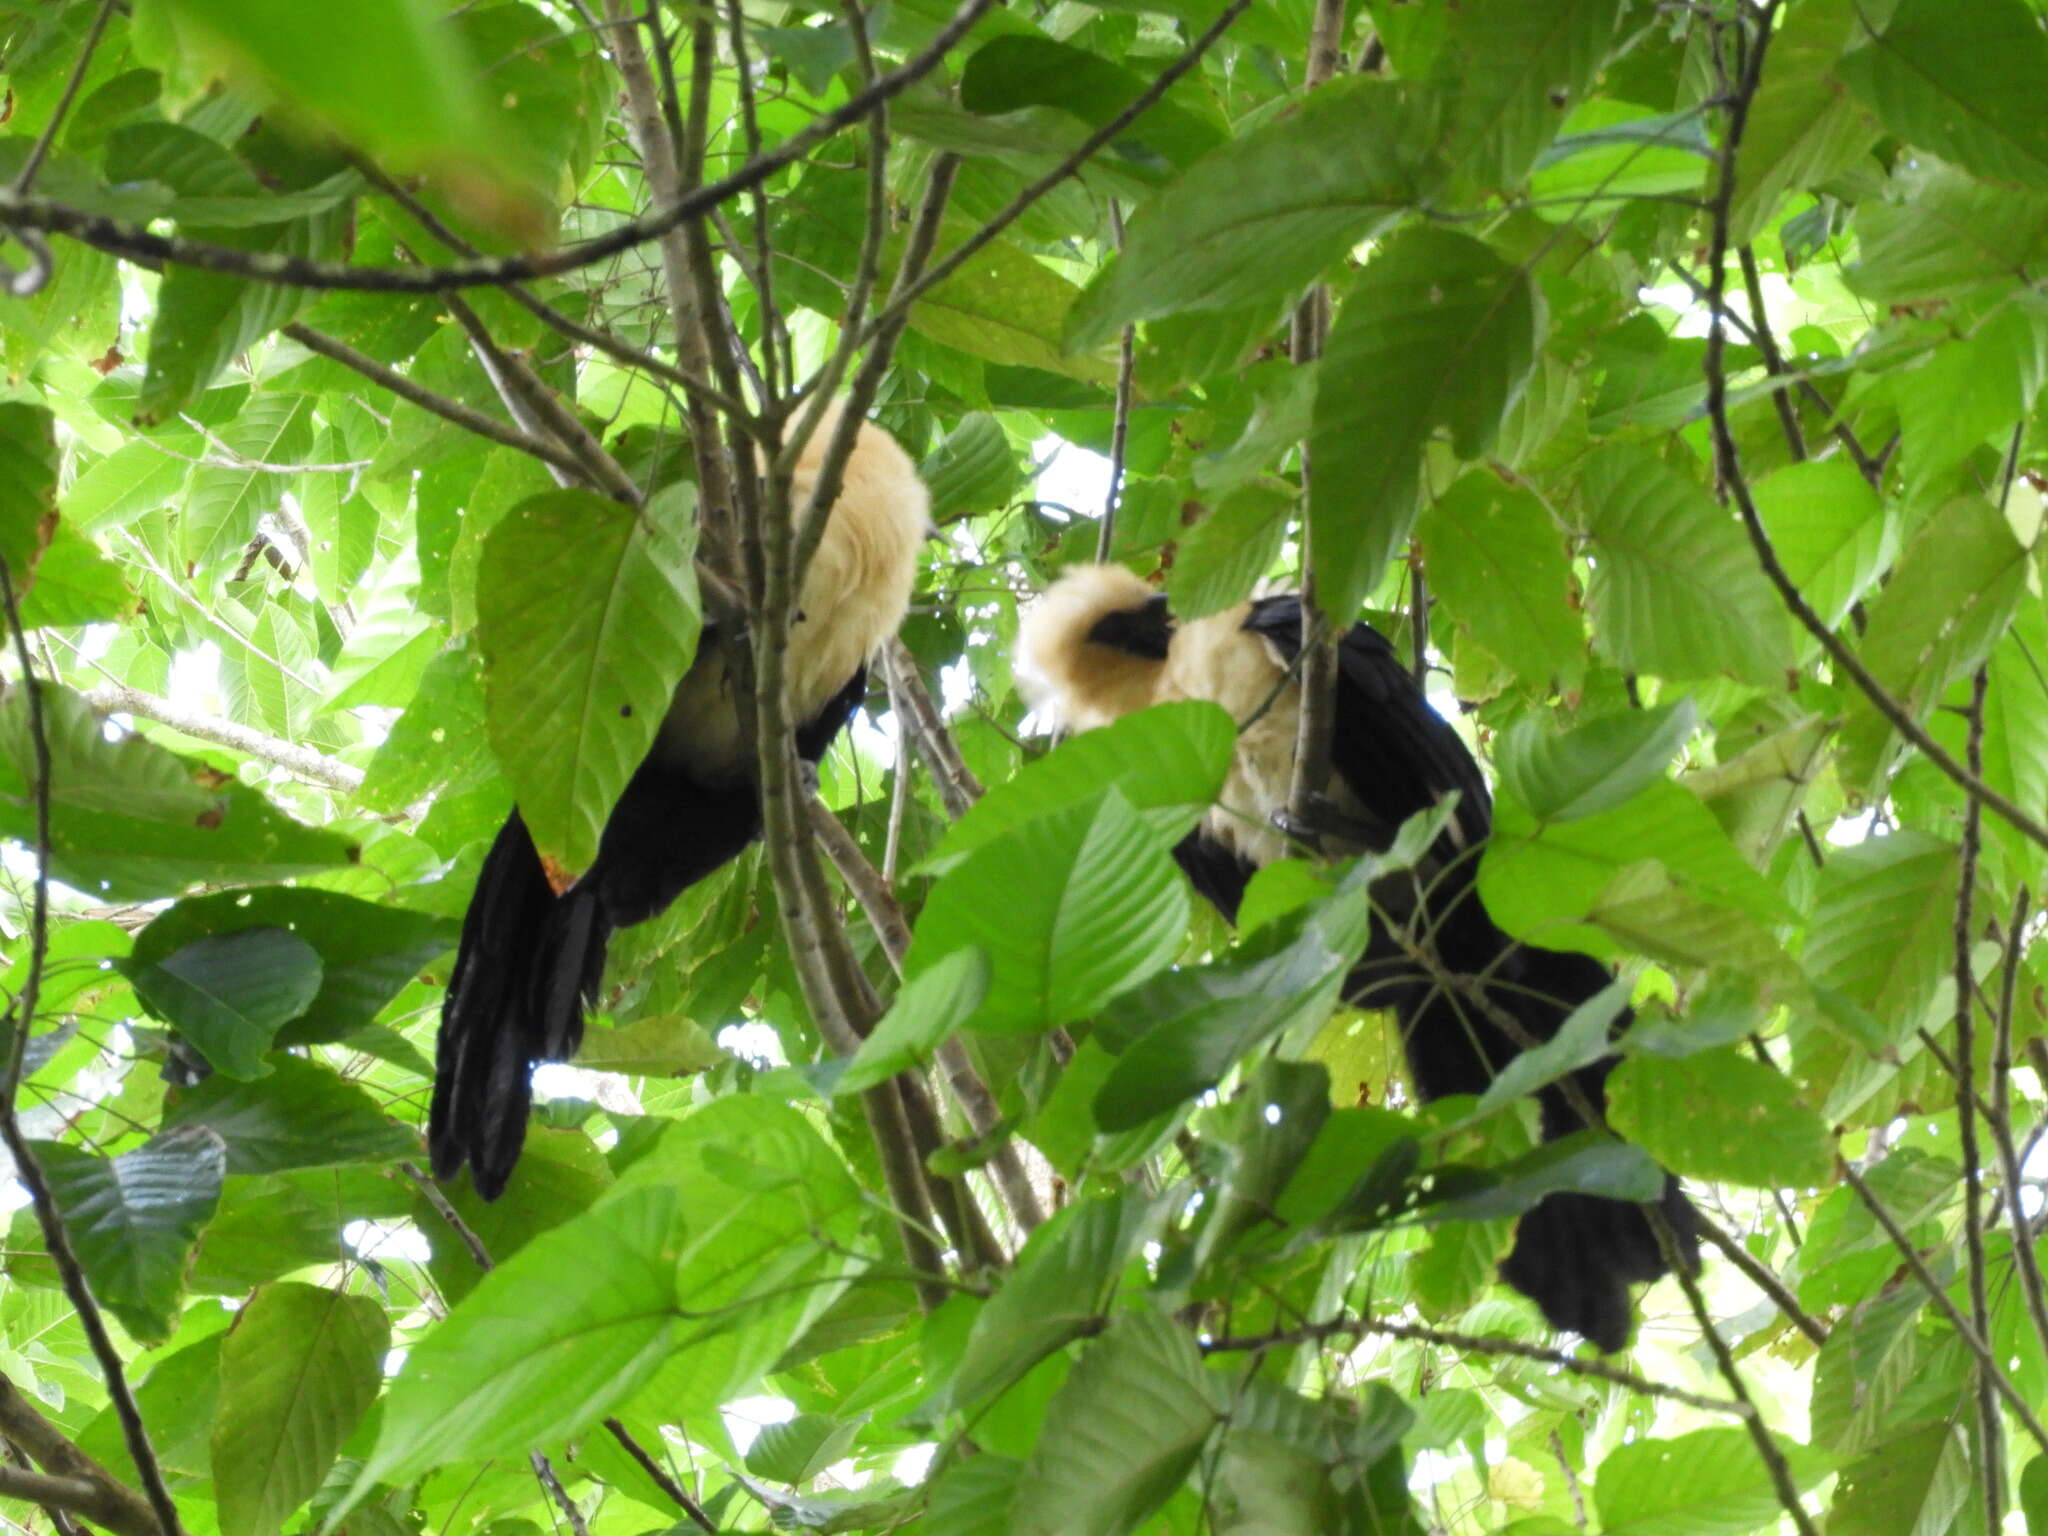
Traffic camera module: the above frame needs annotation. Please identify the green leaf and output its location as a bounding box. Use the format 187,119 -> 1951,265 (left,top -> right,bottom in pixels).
926,701 -> 1235,874
1093,867 -> 1374,1130
1013,1310 -> 1217,1536
1526,104 -> 1710,217
122,927 -> 324,1079
907,788 -> 1189,1035
2021,1455 -> 2048,1536
212,1283 -> 389,1536
1479,779 -> 1791,959
1495,700 -> 1697,824
1838,0 -> 2048,189
1841,496 -> 2029,789
835,948 -> 991,1095
36,1127 -> 226,1343
0,686 -> 359,902
1580,445 -> 1792,686
1166,479 -> 1294,620
126,888 -> 458,1049
1435,0 -> 1629,188
1193,1059 -> 1331,1270
1752,458 -> 1896,637
744,1412 -> 863,1486
950,1195 -> 1141,1410
1804,830 -> 1958,1061
1887,299 -> 2048,500
1607,1047 -> 1831,1190
915,235 -> 1114,386
959,37 -> 1223,171
414,1128 -> 614,1306
477,489 -> 699,882
162,1056 -> 415,1175
15,521 -> 136,631
0,402 -> 58,583
1310,226 -> 1544,622
64,440 -> 194,535
154,0 -> 529,191
572,1015 -> 725,1078
1828,1421 -> 1969,1536
1418,474 -> 1584,691
1595,1426 -> 1829,1536
1848,163 -> 2048,302
924,1455 -> 1025,1535
1473,979 -> 1630,1116
354,1186 -> 683,1492
1730,0 -> 1878,242
1428,1133 -> 1665,1222
920,413 -> 1023,522
1066,77 -> 1445,348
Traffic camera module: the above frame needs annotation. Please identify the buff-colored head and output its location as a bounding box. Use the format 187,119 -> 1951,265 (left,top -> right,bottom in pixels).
1017,563 -> 1172,730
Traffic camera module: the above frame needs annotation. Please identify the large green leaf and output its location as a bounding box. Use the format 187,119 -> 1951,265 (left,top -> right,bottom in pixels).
1495,700 -> 1697,825
1752,458 -> 1896,641
1887,299 -> 2048,500
212,1283 -> 389,1536
161,1056 -> 415,1175
1827,1421 -> 1970,1536
1804,830 -> 1959,1056
949,1194 -> 1142,1411
926,701 -> 1235,874
0,685 -> 359,901
1434,0 -> 1629,188
1580,445 -> 1792,687
153,0 -> 527,189
835,948 -> 991,1095
915,234 -> 1116,386
1417,474 -> 1584,691
353,1187 -> 684,1492
1066,76 -> 1446,348
1310,226 -> 1544,622
908,788 -> 1190,1034
1847,163 -> 2048,302
15,521 -> 136,631
126,888 -> 458,1049
476,488 -> 699,882
1166,479 -> 1294,620
959,36 -> 1223,171
36,1127 -> 227,1343
924,1455 -> 1026,1535
1838,0 -> 2048,189
1013,1310 -> 1217,1536
1841,496 -> 2028,789
122,927 -> 324,1079
1595,1427 -> 1829,1536
1608,1048 -> 1831,1190
1093,867 -> 1374,1130
1729,0 -> 1878,242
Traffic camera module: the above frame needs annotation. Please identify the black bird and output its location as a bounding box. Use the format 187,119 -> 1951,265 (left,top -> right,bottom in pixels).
1018,564 -> 1700,1351
431,407 -> 932,1199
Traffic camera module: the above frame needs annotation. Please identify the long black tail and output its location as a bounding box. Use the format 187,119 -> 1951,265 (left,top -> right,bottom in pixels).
428,812 -> 612,1200
1475,944 -> 1701,1352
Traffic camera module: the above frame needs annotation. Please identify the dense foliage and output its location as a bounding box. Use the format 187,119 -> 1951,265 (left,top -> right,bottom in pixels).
0,0 -> 2045,1532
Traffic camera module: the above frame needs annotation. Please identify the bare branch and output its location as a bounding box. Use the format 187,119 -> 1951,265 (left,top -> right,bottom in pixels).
883,638 -> 982,820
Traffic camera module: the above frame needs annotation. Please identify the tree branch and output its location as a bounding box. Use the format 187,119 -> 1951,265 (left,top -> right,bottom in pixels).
0,562 -> 181,1536
882,638 -> 982,820
81,685 -> 364,792
0,0 -> 1001,295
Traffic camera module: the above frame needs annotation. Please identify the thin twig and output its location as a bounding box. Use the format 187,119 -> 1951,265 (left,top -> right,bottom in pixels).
883,638 -> 982,819
1096,201 -> 1135,563
1951,665 -> 2002,1525
1202,1315 -> 1747,1416
1841,1161 -> 2048,1453
0,0 -> 1002,294
1989,887 -> 2048,1351
82,684 -> 364,792
1736,244 -> 1806,462
11,0 -> 119,195
0,559 -> 182,1536
1692,1211 -> 1827,1347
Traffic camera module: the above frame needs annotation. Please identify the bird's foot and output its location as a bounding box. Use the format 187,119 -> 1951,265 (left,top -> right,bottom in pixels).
1271,792 -> 1372,847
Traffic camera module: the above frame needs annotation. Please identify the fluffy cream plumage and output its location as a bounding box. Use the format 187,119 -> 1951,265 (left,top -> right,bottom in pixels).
661,404 -> 929,779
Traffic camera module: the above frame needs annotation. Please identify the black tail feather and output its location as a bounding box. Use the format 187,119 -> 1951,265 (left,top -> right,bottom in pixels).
428,812 -> 615,1201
